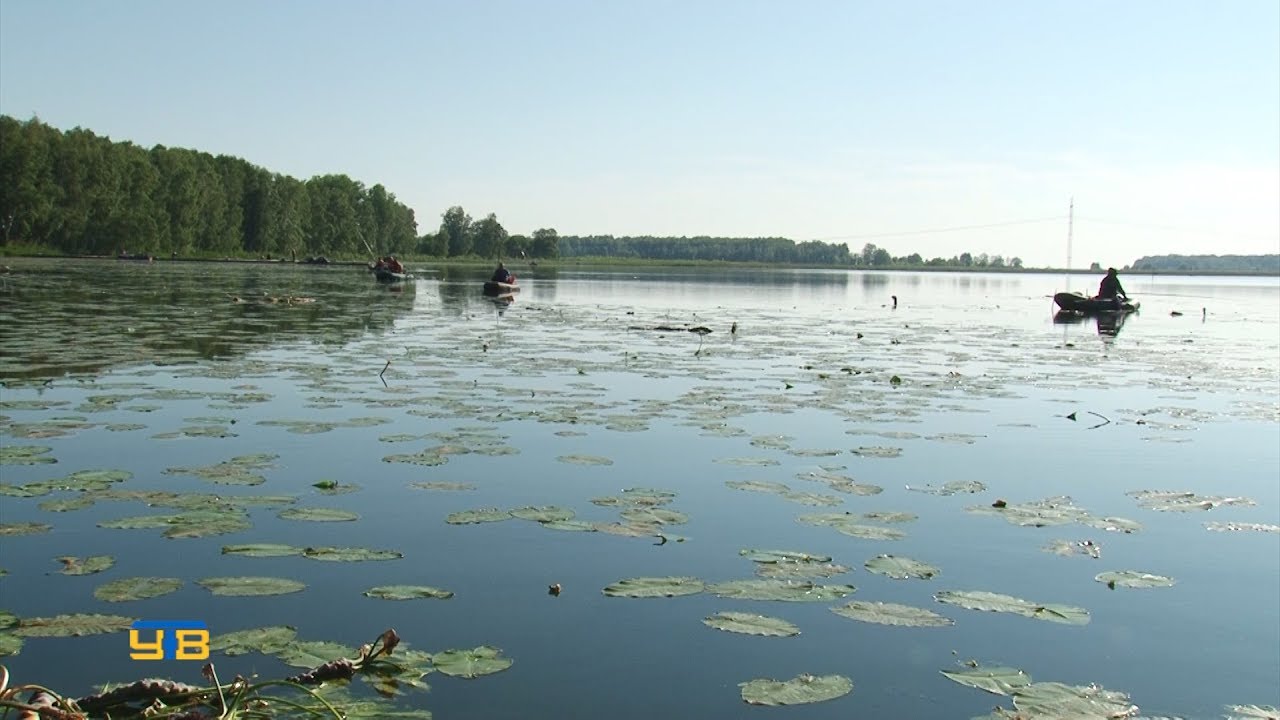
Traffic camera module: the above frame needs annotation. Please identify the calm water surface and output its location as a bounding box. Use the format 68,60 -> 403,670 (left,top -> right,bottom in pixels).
1,259 -> 1277,719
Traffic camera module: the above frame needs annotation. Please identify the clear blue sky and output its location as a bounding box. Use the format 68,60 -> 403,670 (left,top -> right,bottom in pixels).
2,0 -> 1277,267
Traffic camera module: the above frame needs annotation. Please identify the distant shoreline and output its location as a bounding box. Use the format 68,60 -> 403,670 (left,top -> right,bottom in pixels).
4,253 -> 1277,278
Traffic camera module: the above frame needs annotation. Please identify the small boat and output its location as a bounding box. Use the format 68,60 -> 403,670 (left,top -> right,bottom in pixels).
483,280 -> 519,296
373,267 -> 409,283
1053,292 -> 1139,315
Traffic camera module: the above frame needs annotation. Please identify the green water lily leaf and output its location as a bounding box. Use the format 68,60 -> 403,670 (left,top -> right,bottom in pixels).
38,495 -> 96,512
0,633 -> 22,656
726,479 -> 790,494
431,645 -> 513,678
939,664 -> 1032,695
740,549 -> 833,564
0,523 -> 51,536
446,508 -> 512,524
1081,516 -> 1144,533
0,445 -> 56,465
1206,522 -> 1280,533
603,576 -> 705,598
0,611 -> 16,630
410,481 -> 475,492
510,506 -> 576,523
861,511 -> 918,523
851,446 -> 901,458
222,543 -> 306,557
57,555 -> 116,575
542,520 -> 597,532
620,507 -> 689,525
907,480 -> 986,496
864,554 -> 939,580
831,601 -> 953,627
13,613 -> 136,637
1043,539 -> 1102,559
1225,705 -> 1280,719
364,585 -> 454,600
557,454 -> 614,466
834,524 -> 905,541
93,576 -> 183,602
740,673 -> 853,706
703,611 -> 800,637
382,451 -> 448,466
756,561 -> 851,579
1095,570 -> 1176,589
279,507 -> 359,522
277,640 -> 355,668
1128,489 -> 1256,512
935,590 -> 1090,625
198,576 -> 306,596
709,579 -> 855,602
1011,681 -> 1136,718
312,480 -> 361,495
210,625 -> 298,656
304,547 -> 403,562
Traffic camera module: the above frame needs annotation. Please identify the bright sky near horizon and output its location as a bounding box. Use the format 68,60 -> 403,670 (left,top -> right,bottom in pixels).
2,1 -> 1277,268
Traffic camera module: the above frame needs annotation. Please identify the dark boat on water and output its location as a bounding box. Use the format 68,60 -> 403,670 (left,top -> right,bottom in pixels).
483,280 -> 519,296
373,267 -> 409,283
1053,292 -> 1139,315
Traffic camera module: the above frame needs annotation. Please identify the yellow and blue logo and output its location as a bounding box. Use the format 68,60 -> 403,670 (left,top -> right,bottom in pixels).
129,620 -> 210,660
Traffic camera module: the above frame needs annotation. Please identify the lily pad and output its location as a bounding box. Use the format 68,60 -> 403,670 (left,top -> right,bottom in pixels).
940,664 -> 1033,695
1095,570 -> 1176,589
935,590 -> 1090,625
1011,681 -> 1136,718
1225,705 -> 1280,719
410,481 -> 475,492
831,601 -> 953,627
740,549 -> 833,564
56,555 -> 116,575
277,640 -> 355,668
0,445 -> 56,465
0,610 -> 16,630
703,611 -> 800,637
13,613 -> 136,637
198,576 -> 306,596
510,506 -> 576,523
446,508 -> 512,524
222,543 -> 306,558
0,633 -> 22,656
851,446 -> 902,458
756,561 -> 851,579
557,454 -> 614,466
603,576 -> 705,598
0,522 -> 52,537
279,507 -> 359,522
93,577 -> 183,602
708,579 -> 855,602
431,645 -> 513,678
726,479 -> 790,494
1206,522 -> 1280,533
364,585 -> 454,600
210,625 -> 298,656
620,507 -> 689,525
864,555 -> 938,580
303,547 -> 403,562
740,673 -> 853,706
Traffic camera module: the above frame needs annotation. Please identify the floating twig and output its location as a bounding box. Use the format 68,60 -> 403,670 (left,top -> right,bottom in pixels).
1086,411 -> 1111,430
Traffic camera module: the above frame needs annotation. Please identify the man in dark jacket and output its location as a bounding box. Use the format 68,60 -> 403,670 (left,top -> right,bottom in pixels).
1097,268 -> 1127,305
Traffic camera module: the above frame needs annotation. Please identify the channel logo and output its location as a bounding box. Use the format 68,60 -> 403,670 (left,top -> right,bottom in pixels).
129,620 -> 210,660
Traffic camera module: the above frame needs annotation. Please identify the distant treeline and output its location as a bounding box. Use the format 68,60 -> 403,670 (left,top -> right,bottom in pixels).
1129,254 -> 1279,274
0,114 -> 1036,268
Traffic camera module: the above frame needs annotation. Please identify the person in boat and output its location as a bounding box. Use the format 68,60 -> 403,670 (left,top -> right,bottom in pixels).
491,262 -> 513,284
386,256 -> 404,274
1096,268 -> 1128,307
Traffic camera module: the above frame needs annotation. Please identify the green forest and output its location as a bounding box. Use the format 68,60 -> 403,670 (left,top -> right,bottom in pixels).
1129,254 -> 1279,274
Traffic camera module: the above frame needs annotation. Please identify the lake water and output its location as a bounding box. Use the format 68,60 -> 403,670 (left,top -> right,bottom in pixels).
1,258 -> 1277,719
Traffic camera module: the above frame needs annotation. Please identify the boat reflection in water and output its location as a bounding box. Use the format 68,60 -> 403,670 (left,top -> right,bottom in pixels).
1053,309 -> 1133,337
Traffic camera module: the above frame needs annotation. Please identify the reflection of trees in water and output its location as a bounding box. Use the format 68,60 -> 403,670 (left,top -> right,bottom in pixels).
0,259 -> 416,380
